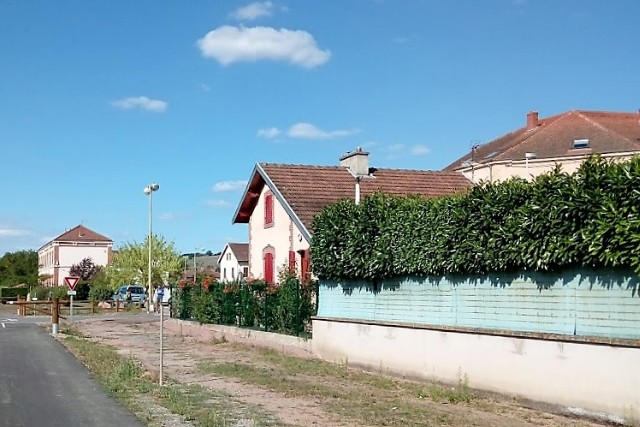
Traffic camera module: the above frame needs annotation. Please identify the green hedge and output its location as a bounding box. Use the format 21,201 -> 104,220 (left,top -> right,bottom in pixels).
174,275 -> 317,336
311,155 -> 640,280
0,286 -> 29,299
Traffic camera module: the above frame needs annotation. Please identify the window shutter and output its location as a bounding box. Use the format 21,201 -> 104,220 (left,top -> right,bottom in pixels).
288,251 -> 296,273
264,194 -> 273,225
264,252 -> 274,284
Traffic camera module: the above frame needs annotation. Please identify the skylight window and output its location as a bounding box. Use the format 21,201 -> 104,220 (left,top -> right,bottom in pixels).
484,151 -> 499,160
573,139 -> 590,149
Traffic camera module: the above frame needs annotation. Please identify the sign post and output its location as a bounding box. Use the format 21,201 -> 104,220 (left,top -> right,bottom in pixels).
64,277 -> 79,322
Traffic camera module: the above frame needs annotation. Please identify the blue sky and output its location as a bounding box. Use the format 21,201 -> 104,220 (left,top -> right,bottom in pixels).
1,0 -> 639,256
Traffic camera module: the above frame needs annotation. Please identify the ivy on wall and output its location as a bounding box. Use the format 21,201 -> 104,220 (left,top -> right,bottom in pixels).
310,155 -> 640,280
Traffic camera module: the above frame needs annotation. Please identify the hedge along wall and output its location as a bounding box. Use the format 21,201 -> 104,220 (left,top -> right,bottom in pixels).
317,269 -> 640,340
311,156 -> 640,280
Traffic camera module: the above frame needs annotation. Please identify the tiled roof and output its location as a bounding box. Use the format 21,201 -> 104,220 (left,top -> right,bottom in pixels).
229,243 -> 249,262
234,164 -> 470,235
52,225 -> 112,243
444,110 -> 640,170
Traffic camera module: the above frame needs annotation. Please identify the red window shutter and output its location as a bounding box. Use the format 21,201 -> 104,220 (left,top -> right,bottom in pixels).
264,194 -> 273,225
288,251 -> 296,273
300,249 -> 310,282
264,252 -> 274,284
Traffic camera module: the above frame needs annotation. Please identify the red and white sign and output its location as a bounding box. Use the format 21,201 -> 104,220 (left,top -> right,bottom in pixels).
64,276 -> 80,290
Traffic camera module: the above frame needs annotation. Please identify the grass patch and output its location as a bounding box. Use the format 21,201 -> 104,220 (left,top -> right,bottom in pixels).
197,347 -> 475,426
60,327 -> 279,426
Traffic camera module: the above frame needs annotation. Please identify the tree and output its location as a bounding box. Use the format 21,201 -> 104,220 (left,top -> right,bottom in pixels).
0,250 -> 38,287
69,257 -> 100,281
107,234 -> 182,288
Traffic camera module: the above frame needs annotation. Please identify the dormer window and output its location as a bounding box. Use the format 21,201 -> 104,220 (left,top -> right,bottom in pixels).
573,139 -> 590,149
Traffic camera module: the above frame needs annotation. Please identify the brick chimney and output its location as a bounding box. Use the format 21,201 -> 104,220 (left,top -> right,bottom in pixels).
339,147 -> 369,177
526,111 -> 539,129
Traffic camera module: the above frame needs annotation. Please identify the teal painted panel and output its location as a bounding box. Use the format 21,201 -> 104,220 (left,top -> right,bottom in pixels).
319,269 -> 640,340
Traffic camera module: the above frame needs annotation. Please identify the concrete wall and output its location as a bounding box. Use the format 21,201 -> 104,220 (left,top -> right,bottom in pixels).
164,318 -> 313,359
318,270 -> 640,340
311,318 -> 639,423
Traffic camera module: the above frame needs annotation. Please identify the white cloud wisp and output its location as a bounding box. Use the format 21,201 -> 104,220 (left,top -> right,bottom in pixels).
197,25 -> 331,68
111,96 -> 168,113
287,122 -> 359,140
231,1 -> 273,21
212,180 -> 247,192
257,127 -> 281,139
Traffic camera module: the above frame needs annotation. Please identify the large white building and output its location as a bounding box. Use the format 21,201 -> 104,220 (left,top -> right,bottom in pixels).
38,224 -> 113,286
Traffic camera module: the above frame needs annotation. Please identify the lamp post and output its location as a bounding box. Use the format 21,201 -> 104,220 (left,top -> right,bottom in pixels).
144,182 -> 160,313
144,181 -> 162,386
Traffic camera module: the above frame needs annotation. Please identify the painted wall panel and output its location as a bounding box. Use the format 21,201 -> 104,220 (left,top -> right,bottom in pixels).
318,270 -> 640,339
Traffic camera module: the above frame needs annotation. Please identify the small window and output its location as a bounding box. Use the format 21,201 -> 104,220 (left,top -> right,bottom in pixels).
573,139 -> 589,149
243,266 -> 249,277
227,253 -> 231,261
231,267 -> 235,279
223,268 -> 227,279
264,193 -> 274,227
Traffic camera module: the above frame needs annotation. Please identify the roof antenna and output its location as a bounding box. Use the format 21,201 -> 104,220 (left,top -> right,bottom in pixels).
470,140 -> 480,162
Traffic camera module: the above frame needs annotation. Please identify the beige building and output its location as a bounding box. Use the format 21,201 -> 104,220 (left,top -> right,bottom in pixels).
38,224 -> 113,286
445,110 -> 640,183
232,149 -> 470,283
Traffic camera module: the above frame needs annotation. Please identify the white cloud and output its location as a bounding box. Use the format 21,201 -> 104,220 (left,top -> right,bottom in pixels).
231,1 -> 273,21
257,127 -> 281,139
158,212 -> 186,221
287,122 -> 359,139
212,180 -> 247,192
200,83 -> 211,92
410,144 -> 431,155
0,228 -> 30,237
111,96 -> 168,113
385,143 -> 431,159
196,25 -> 331,68
205,199 -> 232,207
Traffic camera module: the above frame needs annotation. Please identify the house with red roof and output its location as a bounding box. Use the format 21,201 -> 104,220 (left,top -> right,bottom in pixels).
445,110 -> 640,183
37,224 -> 113,287
217,242 -> 249,283
232,148 -> 471,283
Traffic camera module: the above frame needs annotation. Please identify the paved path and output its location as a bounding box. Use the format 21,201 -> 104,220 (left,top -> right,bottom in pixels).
0,318 -> 143,427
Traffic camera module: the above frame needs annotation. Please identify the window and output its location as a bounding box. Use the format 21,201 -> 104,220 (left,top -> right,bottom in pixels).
263,247 -> 275,284
231,267 -> 235,279
243,266 -> 249,277
573,139 -> 589,149
223,268 -> 227,280
227,253 -> 231,261
264,193 -> 274,227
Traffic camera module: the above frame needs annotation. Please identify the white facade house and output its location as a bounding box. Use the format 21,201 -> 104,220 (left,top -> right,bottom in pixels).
37,224 -> 113,287
232,150 -> 470,283
217,243 -> 249,283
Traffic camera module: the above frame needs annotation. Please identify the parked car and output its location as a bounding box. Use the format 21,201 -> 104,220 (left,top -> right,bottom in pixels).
113,285 -> 147,307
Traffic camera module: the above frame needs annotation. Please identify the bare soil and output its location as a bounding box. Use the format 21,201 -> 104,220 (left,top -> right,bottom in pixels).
69,314 -> 612,427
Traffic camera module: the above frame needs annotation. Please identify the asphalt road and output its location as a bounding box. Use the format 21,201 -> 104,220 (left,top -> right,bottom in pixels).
0,315 -> 144,427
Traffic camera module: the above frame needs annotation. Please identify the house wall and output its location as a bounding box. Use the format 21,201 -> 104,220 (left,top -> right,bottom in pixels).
219,248 -> 248,282
317,269 -> 639,340
311,319 -> 638,424
248,185 -> 310,281
38,242 -> 111,286
460,152 -> 637,184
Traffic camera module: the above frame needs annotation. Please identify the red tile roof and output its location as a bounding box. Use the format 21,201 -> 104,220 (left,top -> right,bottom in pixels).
444,110 -> 640,170
233,164 -> 470,235
228,243 -> 249,262
52,225 -> 112,243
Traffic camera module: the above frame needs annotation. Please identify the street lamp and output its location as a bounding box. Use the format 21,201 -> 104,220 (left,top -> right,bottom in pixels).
144,182 -> 159,313
144,181 -> 162,386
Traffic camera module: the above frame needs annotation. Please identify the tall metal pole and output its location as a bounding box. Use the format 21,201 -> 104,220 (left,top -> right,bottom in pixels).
148,190 -> 153,314
193,251 -> 196,283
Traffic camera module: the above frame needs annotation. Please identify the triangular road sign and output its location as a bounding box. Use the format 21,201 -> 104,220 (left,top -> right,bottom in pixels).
64,276 -> 80,290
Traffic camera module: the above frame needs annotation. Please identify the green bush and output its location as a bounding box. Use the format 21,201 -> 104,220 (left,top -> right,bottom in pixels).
89,283 -> 114,301
0,286 -> 29,300
311,155 -> 640,280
